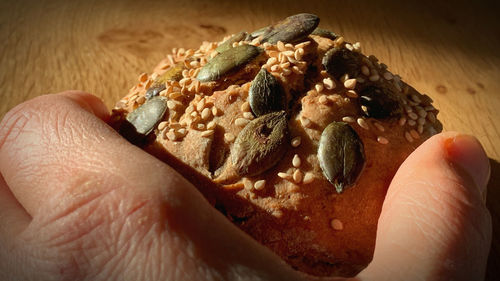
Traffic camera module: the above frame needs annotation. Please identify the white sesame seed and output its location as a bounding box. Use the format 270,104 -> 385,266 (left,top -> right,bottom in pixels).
282,50 -> 295,57
243,178 -> 253,190
383,72 -> 393,80
282,68 -> 292,76
301,116 -> 312,128
323,77 -> 336,90
270,64 -> 280,72
408,119 -> 417,126
292,65 -> 303,74
206,121 -> 216,130
243,112 -> 254,119
196,123 -> 205,130
224,133 -> 235,142
277,41 -> 286,51
212,106 -> 220,116
167,130 -> 177,141
344,78 -> 357,89
196,99 -> 205,112
346,90 -> 358,98
254,180 -> 266,190
330,219 -> 343,230
293,169 -> 303,183
280,62 -> 291,69
369,74 -> 380,82
267,57 -> 278,65
353,42 -> 361,51
357,118 -> 370,130
345,43 -> 354,51
278,172 -> 292,180
361,65 -> 370,76
158,121 -> 168,131
410,129 -> 420,139
178,128 -> 187,136
405,131 -> 414,143
342,116 -> 355,123
315,83 -> 324,93
201,107 -> 212,120
292,154 -> 301,168
318,95 -> 329,105
291,136 -> 302,147
302,172 -> 314,184
373,122 -> 385,132
190,111 -> 198,118
377,136 -> 389,144
235,118 -> 250,127
408,112 -> 418,120
294,48 -> 304,60
427,112 -> 436,123
201,130 -> 214,137
189,60 -> 200,68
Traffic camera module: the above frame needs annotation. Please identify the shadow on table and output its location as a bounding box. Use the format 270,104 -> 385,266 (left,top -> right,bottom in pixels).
486,158 -> 499,281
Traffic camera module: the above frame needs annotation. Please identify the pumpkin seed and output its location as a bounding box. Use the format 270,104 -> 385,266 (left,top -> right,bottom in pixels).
145,63 -> 184,99
322,46 -> 360,80
196,44 -> 262,82
216,31 -> 248,53
318,122 -> 365,193
231,111 -> 288,177
249,68 -> 286,116
359,86 -> 402,118
247,26 -> 272,41
124,96 -> 168,136
311,27 -> 338,40
260,13 -> 319,44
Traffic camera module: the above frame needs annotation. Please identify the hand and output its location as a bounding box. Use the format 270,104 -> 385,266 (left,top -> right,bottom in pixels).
0,91 -> 491,281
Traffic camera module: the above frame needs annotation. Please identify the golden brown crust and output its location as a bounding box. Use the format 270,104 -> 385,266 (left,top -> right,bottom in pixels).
110,32 -> 442,277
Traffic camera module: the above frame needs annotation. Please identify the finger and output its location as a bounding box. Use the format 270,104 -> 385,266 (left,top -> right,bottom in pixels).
358,132 -> 492,281
0,92 -> 304,280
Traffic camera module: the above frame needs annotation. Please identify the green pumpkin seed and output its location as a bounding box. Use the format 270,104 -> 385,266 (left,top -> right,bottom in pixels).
261,13 -> 319,44
246,26 -> 271,41
196,44 -> 262,82
249,68 -> 286,116
311,27 -> 338,40
231,111 -> 288,177
318,122 -> 365,193
322,46 -> 360,80
216,31 -> 248,53
125,96 -> 168,136
359,86 -> 402,118
146,62 -> 184,99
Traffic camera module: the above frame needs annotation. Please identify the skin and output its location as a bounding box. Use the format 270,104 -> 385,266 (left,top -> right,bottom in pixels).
0,91 -> 491,281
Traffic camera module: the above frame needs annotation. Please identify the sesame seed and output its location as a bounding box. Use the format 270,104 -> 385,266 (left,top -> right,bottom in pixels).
196,99 -> 205,112
353,42 -> 361,51
417,117 -> 426,125
280,62 -> 291,69
361,65 -> 370,76
342,116 -> 355,123
158,121 -> 168,131
235,118 -> 250,127
291,136 -> 302,147
303,172 -> 314,184
398,117 -> 407,126
334,36 -> 344,46
294,48 -> 304,60
323,78 -> 336,90
189,60 -> 200,68
383,72 -> 393,80
424,105 -> 436,111
292,65 -> 303,74
243,178 -> 253,190
357,118 -> 370,130
136,96 -> 146,104
410,129 -> 420,139
292,154 -> 301,168
417,108 -> 427,118
356,77 -> 365,83
201,108 -> 212,120
295,41 -> 311,49
206,120 -> 216,130
277,41 -> 286,51
212,106 -> 220,116
318,95 -> 329,105
278,172 -> 292,180
404,104 -> 413,113
373,122 -> 385,132
254,180 -> 266,190
405,131 -> 414,143
167,100 -> 177,110
315,83 -> 324,93
282,50 -> 295,57
300,116 -> 312,128
346,90 -> 358,98
330,219 -> 343,230
178,128 -> 187,136
270,64 -> 280,72
167,130 -> 177,141
240,102 -> 251,113
190,111 -> 198,118
243,112 -> 254,119
344,79 -> 357,89
369,74 -> 380,82
418,125 -> 424,134
411,94 -> 421,103
138,73 -> 148,82
408,112 -> 418,120
293,169 -> 303,183
427,112 -> 436,123
169,91 -> 182,100
408,119 -> 417,126
224,133 -> 235,142
201,130 -> 214,137
196,123 -> 205,130
377,136 -> 389,144
267,57 -> 278,65
282,68 -> 292,76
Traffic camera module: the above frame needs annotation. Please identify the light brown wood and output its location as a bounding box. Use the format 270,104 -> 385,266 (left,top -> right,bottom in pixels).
1,0 -> 499,279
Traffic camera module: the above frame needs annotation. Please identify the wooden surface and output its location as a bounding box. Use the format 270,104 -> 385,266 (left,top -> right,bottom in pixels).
1,0 -> 499,279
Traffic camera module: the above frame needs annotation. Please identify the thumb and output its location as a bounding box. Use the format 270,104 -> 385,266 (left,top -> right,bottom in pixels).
358,132 -> 492,281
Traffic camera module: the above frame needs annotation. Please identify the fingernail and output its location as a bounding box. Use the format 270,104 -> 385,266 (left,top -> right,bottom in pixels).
444,134 -> 490,201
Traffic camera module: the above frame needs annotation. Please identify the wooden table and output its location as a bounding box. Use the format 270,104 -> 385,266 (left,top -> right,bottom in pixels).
1,0 -> 499,279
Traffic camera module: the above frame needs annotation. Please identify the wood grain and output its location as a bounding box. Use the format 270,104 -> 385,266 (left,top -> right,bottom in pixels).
1,0 -> 499,279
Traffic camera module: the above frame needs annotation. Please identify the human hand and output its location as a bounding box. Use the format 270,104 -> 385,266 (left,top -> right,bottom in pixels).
0,91 -> 491,281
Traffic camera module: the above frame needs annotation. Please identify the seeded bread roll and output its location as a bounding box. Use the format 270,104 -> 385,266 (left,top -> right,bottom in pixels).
110,13 -> 442,277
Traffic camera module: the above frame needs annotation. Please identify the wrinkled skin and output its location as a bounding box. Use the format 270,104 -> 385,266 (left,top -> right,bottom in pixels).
0,91 -> 492,281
